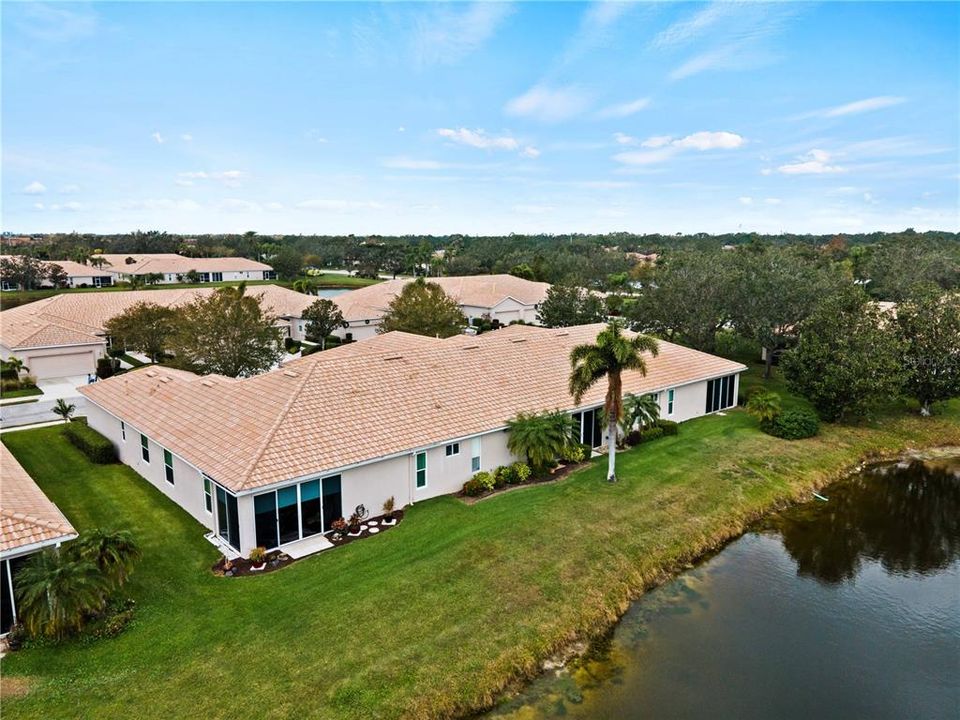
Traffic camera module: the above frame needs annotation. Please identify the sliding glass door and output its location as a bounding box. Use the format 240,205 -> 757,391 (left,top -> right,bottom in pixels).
277,486 -> 300,545
322,476 -> 342,532
254,493 -> 279,550
572,409 -> 603,448
253,475 -> 343,550
216,486 -> 240,550
706,374 -> 737,413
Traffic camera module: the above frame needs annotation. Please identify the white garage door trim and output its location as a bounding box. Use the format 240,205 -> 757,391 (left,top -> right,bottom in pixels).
27,352 -> 96,380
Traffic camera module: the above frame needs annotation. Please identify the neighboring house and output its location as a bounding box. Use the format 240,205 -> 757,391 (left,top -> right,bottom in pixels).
79,323 -> 745,558
0,256 -> 114,290
329,274 -> 551,341
1,444 -> 78,636
90,253 -> 275,284
0,285 -> 314,380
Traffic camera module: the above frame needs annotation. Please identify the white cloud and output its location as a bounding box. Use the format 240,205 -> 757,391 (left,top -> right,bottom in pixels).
219,199 -> 261,213
181,133 -> 193,142
177,170 -> 249,187
651,2 -> 736,49
764,198 -> 782,205
23,181 -> 46,194
739,196 -> 754,205
151,132 -> 165,144
802,96 -> 907,119
12,3 -> 97,42
614,131 -> 745,165
504,84 -> 591,123
175,179 -> 194,187
411,2 -> 513,66
437,127 -> 518,151
776,149 -> 845,175
59,201 -> 82,212
296,199 -> 386,212
597,97 -> 651,119
397,126 -> 406,133
41,201 -> 83,212
520,146 -> 541,159
121,198 -> 202,212
264,202 -> 284,211
614,132 -> 638,145
33,202 -> 45,210
60,184 -> 80,194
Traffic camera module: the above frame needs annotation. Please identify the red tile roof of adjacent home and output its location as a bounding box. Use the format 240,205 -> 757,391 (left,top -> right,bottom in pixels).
334,274 -> 551,322
92,253 -> 273,275
1,444 -> 77,556
80,324 -> 746,493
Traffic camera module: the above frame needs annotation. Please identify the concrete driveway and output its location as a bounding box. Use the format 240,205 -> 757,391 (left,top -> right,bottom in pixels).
1,375 -> 90,429
36,375 -> 89,400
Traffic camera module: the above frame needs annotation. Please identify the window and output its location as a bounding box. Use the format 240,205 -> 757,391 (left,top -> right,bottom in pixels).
415,452 -> 427,488
140,434 -> 150,463
705,375 -> 736,413
120,421 -> 126,442
668,389 -> 675,416
471,437 -> 481,473
163,449 -> 175,485
445,443 -> 460,457
203,476 -> 213,514
212,272 -> 223,282
254,475 -> 343,550
216,486 -> 240,551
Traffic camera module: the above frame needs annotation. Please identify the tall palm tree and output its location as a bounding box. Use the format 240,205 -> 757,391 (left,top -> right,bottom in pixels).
506,410 -> 578,471
71,529 -> 142,591
52,399 -> 76,422
14,549 -> 107,640
569,321 -> 659,482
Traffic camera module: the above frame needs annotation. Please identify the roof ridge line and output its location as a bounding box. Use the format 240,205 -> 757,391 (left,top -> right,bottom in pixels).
234,357 -> 323,491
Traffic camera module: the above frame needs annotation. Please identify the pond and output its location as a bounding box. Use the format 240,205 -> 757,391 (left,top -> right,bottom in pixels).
485,451 -> 960,720
315,288 -> 348,298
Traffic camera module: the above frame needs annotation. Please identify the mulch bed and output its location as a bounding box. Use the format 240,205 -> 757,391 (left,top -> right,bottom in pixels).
458,461 -> 590,505
211,511 -> 405,576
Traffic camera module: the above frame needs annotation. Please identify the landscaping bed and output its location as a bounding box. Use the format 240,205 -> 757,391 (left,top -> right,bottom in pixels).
458,462 -> 589,504
213,550 -> 294,577
327,510 -> 404,547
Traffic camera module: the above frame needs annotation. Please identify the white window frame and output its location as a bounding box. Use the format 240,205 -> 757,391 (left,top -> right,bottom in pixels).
415,452 -> 427,489
163,448 -> 175,485
445,442 -> 460,457
120,420 -> 126,442
140,434 -> 150,463
203,475 -> 213,515
667,388 -> 675,416
471,437 -> 481,473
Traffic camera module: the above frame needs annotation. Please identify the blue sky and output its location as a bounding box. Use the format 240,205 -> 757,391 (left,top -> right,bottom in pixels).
3,1 -> 958,235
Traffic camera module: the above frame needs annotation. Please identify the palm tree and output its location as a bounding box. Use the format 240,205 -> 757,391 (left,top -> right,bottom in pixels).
5,356 -> 28,378
14,549 -> 107,640
569,321 -> 659,483
746,390 -> 781,423
52,399 -> 76,422
620,393 -> 661,435
506,410 -> 578,472
292,278 -> 318,295
70,529 -> 142,591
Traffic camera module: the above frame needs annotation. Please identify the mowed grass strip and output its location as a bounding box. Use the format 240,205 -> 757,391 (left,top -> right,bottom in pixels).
2,367 -> 958,720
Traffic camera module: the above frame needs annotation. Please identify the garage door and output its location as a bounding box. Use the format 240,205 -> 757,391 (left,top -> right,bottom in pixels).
27,352 -> 95,379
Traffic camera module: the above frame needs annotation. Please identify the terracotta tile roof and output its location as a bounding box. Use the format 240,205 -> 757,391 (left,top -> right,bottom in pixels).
0,256 -> 112,279
80,324 -> 746,493
1,285 -> 314,350
93,253 -> 272,275
334,275 -> 551,322
1,444 -> 77,555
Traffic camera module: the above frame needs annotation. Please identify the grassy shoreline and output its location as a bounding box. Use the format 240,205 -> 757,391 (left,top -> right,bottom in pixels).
2,367 -> 958,720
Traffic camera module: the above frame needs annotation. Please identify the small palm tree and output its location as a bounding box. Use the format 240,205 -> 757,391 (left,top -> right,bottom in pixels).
14,549 -> 107,640
506,410 -> 578,472
746,390 -> 781,423
621,393 -> 661,434
292,278 -> 317,295
52,399 -> 76,422
569,321 -> 659,482
70,529 -> 142,591
5,356 -> 28,378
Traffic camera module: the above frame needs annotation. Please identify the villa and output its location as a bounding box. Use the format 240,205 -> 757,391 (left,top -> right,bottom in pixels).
1,444 -> 78,635
78,324 -> 745,558
0,285 -> 315,380
0,256 -> 115,290
88,253 -> 275,284
330,274 -> 551,341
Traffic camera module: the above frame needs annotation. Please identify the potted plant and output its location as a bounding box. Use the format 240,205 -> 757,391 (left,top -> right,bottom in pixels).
346,511 -> 363,536
249,546 -> 267,572
381,496 -> 397,526
330,517 -> 347,542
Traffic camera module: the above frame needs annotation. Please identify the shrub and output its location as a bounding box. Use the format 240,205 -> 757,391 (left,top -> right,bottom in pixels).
63,422 -> 117,463
560,443 -> 588,463
656,419 -> 679,436
511,462 -> 531,483
625,429 -> 642,446
96,357 -> 116,379
761,408 -> 820,440
301,343 -> 322,357
499,464 -> 518,485
283,338 -> 301,353
107,347 -> 126,359
249,547 -> 266,564
491,466 -> 508,487
638,426 -> 664,443
382,496 -> 395,519
463,471 -> 494,496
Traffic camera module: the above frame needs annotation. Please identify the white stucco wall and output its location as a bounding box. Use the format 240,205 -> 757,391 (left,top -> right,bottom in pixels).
11,343 -> 106,380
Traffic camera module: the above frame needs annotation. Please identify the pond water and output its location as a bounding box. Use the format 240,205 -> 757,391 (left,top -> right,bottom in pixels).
486,452 -> 960,720
315,288 -> 348,298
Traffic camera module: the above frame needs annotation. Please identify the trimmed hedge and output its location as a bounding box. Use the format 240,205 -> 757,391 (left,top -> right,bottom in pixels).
63,421 -> 118,464
761,409 -> 820,440
656,419 -> 679,436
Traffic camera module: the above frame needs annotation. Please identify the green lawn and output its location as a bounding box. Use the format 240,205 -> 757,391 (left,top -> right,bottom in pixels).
0,274 -> 380,310
0,386 -> 43,399
2,367 -> 958,720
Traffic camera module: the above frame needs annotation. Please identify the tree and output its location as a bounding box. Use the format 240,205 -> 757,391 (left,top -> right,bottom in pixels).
569,322 -> 659,482
781,288 -> 903,421
620,393 -> 660,434
292,278 -> 318,295
629,250 -> 734,352
537,284 -> 605,328
71,529 -> 141,591
103,302 -> 177,362
5,356 -> 28,378
509,263 -> 535,280
184,269 -> 201,284
302,298 -> 345,350
896,285 -> 960,416
89,255 -> 108,269
270,246 -> 304,280
745,390 -> 782,423
379,278 -> 466,338
168,284 -> 283,377
46,263 -> 69,288
506,410 -> 578,472
0,255 -> 48,290
14,549 -> 107,640
52,399 -> 76,422
729,247 -> 843,378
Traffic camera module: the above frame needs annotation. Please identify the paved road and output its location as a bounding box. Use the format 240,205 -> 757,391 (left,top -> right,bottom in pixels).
0,396 -> 88,428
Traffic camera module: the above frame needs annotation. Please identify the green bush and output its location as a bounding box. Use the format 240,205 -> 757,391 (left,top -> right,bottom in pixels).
761,409 -> 820,440
301,343 -> 322,357
463,471 -> 494,496
656,419 -> 679,436
284,338 -> 301,354
491,466 -> 507,488
63,422 -> 117,464
638,426 -> 664,443
625,429 -> 642,446
107,347 -> 126,359
560,443 -> 589,463
511,462 -> 531,483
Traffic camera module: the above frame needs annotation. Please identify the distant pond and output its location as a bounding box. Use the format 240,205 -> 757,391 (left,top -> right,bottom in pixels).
315,288 -> 348,298
485,451 -> 960,720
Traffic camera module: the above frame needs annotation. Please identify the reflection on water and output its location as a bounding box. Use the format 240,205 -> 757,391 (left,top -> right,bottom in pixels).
485,454 -> 960,720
